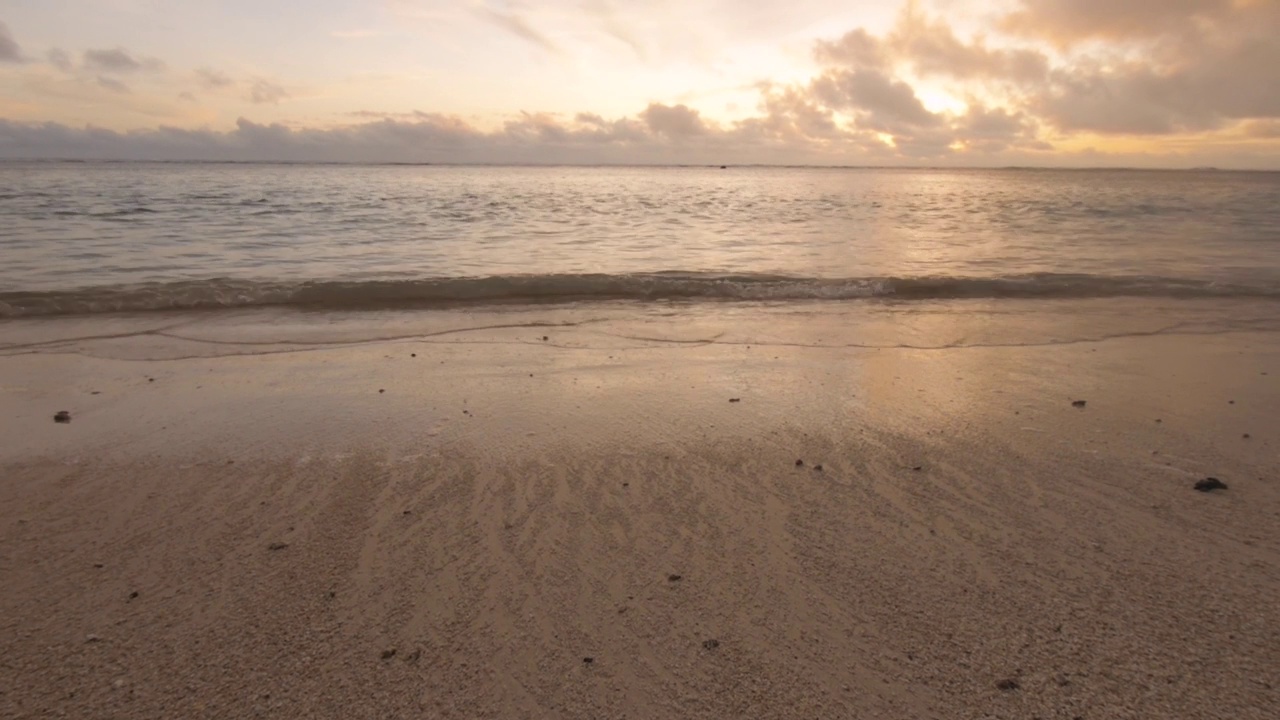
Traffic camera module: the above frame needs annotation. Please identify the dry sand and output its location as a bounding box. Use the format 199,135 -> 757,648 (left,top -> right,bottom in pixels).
1,299 -> 1277,719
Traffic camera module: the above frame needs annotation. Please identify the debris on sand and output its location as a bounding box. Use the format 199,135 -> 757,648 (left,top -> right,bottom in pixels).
912,466 -> 923,472
1193,478 -> 1228,492
702,639 -> 720,650
667,574 -> 683,582
813,464 -> 824,472
406,649 -> 422,663
268,542 -> 289,551
1071,400 -> 1087,408
996,678 -> 1020,691
54,410 -> 71,424
1243,433 -> 1251,439
379,389 -> 385,394
795,459 -> 804,467
582,656 -> 594,664
128,591 -> 139,600
729,398 -> 741,403
381,649 -> 397,660
542,336 -> 549,341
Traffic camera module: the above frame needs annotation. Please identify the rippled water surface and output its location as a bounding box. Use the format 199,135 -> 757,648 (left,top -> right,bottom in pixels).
1,163 -> 1278,314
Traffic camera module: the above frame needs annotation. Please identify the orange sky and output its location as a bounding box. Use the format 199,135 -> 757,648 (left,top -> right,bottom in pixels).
1,0 -> 1278,166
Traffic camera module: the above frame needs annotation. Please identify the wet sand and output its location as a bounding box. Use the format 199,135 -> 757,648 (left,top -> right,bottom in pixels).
1,300 -> 1278,719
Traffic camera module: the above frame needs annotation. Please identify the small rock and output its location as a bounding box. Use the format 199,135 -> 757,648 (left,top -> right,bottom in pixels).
410,353 -> 416,357
996,678 -> 1020,691
381,649 -> 397,660
1072,400 -> 1086,408
93,563 -> 104,569
1229,400 -> 1235,404
1156,419 -> 1162,423
582,657 -> 594,664
328,591 -> 336,599
542,336 -> 549,341
702,639 -> 720,650
728,398 -> 741,403
621,482 -> 629,487
1194,477 -> 1228,492
90,391 -> 101,395
148,378 -> 154,382
128,591 -> 139,600
406,648 -> 422,663
911,466 -> 923,472
813,464 -> 823,472
403,510 -> 411,515
86,634 -> 100,643
268,542 -> 289,551
668,574 -> 683,582
53,411 -> 71,424
795,459 -> 804,467
379,389 -> 385,394
1243,433 -> 1251,439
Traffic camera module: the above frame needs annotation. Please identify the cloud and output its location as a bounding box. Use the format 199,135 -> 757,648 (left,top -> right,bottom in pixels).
96,76 -> 131,94
47,48 -> 74,72
82,47 -> 165,74
640,103 -> 709,138
0,21 -> 21,63
814,29 -> 885,69
888,7 -> 1049,85
195,67 -> 234,89
999,0 -> 1234,47
248,79 -> 289,104
1028,2 -> 1280,135
473,5 -> 560,55
813,68 -> 941,131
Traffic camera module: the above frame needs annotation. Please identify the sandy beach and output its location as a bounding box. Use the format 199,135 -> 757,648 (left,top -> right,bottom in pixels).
2,299 -> 1277,719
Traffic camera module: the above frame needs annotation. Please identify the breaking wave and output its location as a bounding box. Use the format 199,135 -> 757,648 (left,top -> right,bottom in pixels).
1,272 -> 1275,317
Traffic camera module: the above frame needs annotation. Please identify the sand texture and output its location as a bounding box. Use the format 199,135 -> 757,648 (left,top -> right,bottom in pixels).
1,300 -> 1278,719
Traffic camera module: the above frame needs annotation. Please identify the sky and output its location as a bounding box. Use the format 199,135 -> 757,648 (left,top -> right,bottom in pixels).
1,0 -> 1279,167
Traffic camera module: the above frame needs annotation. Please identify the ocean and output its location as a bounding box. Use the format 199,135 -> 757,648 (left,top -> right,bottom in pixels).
1,163 -> 1279,317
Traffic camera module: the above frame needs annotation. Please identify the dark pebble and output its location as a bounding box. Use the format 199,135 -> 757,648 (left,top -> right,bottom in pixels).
148,378 -> 154,382
582,657 -> 594,664
1071,400 -> 1086,408
379,389 -> 385,394
128,591 -> 139,600
54,411 -> 71,424
90,391 -> 101,395
813,464 -> 823,472
93,563 -> 104,569
1156,419 -> 1162,423
912,466 -> 923,472
410,353 -> 416,357
328,591 -> 336,599
406,649 -> 421,663
702,639 -> 720,650
1243,433 -> 1251,439
728,398 -> 741,403
667,574 -> 683,582
1193,477 -> 1228,492
381,649 -> 396,660
1229,400 -> 1235,404
268,542 -> 289,551
542,336 -> 549,341
621,482 -> 629,487
795,459 -> 804,467
403,510 -> 411,515
996,679 -> 1020,691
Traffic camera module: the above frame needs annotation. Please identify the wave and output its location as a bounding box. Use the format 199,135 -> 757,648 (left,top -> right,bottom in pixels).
1,272 -> 1275,317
